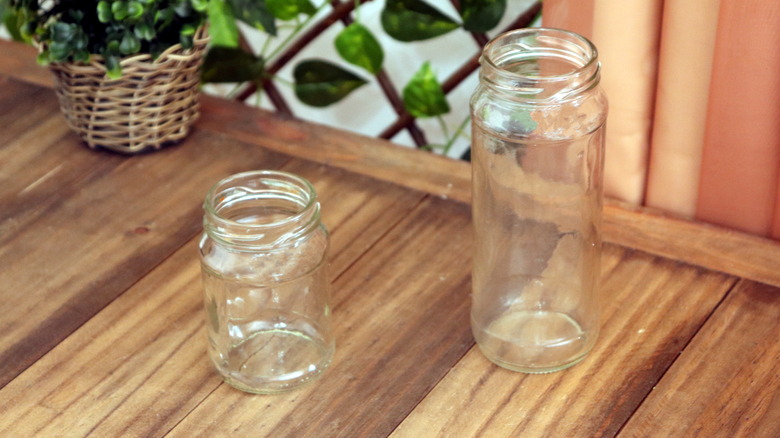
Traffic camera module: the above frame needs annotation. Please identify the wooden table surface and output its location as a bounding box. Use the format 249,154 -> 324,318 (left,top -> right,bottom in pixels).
1,40 -> 779,438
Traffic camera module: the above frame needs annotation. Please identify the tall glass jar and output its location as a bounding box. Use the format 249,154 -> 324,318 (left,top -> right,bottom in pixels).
470,28 -> 607,373
199,170 -> 334,393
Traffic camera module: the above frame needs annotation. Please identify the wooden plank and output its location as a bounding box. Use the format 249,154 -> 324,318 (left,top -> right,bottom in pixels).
619,280 -> 780,437
389,245 -> 736,437
278,159 -> 425,275
197,97 -> 472,205
603,201 -> 780,289
0,239 -> 215,438
0,111 -> 292,387
0,158 -> 424,437
0,40 -> 52,88
0,77 -> 62,149
165,196 -> 474,437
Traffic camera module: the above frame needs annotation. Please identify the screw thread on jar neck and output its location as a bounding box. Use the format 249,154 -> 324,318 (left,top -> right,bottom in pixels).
203,170 -> 321,250
479,28 -> 601,102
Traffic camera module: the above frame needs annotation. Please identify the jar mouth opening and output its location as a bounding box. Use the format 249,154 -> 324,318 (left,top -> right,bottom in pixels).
203,170 -> 319,242
481,27 -> 598,83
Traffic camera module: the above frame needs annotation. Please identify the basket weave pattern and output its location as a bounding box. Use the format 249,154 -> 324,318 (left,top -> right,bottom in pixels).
49,28 -> 209,154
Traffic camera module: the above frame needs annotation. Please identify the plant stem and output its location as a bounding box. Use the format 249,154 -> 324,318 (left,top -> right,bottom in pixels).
271,75 -> 294,88
436,115 -> 450,142
354,0 -> 362,22
260,33 -> 274,58
225,82 -> 245,99
442,115 -> 470,155
265,1 -> 331,63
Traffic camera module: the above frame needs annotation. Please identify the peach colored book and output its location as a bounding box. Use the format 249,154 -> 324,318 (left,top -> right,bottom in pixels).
696,0 -> 780,236
542,0 -> 595,39
645,0 -> 720,217
592,0 -> 663,204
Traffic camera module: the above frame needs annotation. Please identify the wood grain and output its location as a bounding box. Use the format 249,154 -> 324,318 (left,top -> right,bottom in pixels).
389,245 -> 736,437
603,201 -> 780,289
0,41 -> 53,88
0,102 -> 292,387
619,280 -> 780,438
0,158 -> 425,437
0,239 -> 216,438
277,159 -> 424,275
166,196 -> 474,437
196,97 -> 472,206
0,77 -> 62,150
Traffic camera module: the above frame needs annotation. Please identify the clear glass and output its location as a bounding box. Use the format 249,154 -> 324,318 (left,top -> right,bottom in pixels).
199,170 -> 334,393
470,28 -> 608,373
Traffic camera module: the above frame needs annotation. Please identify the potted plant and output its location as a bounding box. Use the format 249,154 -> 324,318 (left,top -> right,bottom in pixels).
3,0 -> 209,154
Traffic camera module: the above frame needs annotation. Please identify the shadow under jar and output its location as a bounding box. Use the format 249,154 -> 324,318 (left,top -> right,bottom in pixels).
470,28 -> 608,373
199,171 -> 334,393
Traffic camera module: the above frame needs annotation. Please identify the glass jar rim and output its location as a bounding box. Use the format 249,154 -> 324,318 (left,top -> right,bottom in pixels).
481,27 -> 599,82
203,170 -> 319,242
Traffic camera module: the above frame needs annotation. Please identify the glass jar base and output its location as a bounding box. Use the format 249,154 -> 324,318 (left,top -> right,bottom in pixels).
211,328 -> 333,394
472,310 -> 594,374
481,349 -> 589,374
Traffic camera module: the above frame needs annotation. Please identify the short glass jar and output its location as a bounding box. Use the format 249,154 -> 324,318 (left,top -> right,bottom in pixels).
470,28 -> 608,373
199,170 -> 334,393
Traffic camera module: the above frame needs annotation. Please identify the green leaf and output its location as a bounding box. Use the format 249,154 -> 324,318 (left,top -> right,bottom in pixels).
201,46 -> 266,83
192,0 -> 209,12
381,0 -> 459,42
334,23 -> 383,75
180,23 -> 196,36
126,1 -> 145,20
267,0 -> 315,21
107,39 -> 120,53
4,11 -> 25,42
403,61 -> 450,118
72,31 -> 89,50
20,21 -> 36,42
293,60 -> 367,107
119,31 -> 140,54
207,0 -> 239,47
229,0 -> 277,36
112,1 -> 129,21
74,50 -> 91,63
134,23 -> 155,41
180,33 -> 194,49
69,10 -> 86,22
460,0 -> 505,32
154,7 -> 175,29
97,1 -> 112,23
51,22 -> 76,42
49,40 -> 71,61
105,54 -> 122,79
36,50 -> 51,66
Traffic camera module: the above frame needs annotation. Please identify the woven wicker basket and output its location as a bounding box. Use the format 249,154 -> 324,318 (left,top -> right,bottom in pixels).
48,27 -> 209,154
